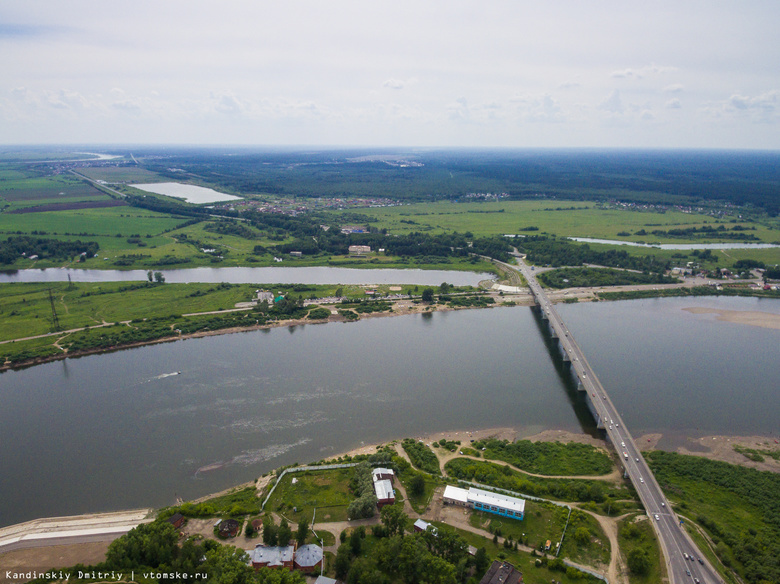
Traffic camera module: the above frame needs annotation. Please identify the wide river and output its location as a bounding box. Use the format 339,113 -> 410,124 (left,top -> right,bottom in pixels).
0,296 -> 778,527
0,267 -> 488,286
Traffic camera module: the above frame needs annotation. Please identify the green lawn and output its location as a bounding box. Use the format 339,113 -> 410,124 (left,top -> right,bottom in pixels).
264,468 -> 355,523
469,500 -> 567,552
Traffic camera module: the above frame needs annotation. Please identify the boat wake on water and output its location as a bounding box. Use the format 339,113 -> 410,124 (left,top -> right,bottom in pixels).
152,371 -> 182,380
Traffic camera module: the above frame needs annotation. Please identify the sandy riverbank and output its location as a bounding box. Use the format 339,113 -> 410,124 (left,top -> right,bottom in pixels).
2,425 -> 777,580
683,306 -> 780,329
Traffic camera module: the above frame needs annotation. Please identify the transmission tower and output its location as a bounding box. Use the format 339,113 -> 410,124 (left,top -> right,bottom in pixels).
48,288 -> 61,331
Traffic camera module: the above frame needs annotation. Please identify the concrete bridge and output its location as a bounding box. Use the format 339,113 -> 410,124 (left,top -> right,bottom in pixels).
504,254 -> 724,584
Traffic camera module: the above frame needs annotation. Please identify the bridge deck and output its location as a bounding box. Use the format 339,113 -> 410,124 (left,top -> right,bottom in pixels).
505,254 -> 723,584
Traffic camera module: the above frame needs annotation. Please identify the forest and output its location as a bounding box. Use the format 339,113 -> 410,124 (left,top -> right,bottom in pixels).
514,236 -> 671,272
126,147 -> 780,216
0,235 -> 99,264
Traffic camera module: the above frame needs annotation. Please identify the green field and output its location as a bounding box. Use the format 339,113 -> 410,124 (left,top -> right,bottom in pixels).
0,173 -> 112,211
348,200 -> 778,243
474,438 -> 614,476
0,206 -> 186,238
77,166 -> 166,183
264,468 -> 355,523
0,281 -> 262,341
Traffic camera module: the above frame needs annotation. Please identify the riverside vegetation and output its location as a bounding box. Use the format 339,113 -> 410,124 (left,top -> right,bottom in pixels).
0,280 -> 487,368
21,433 -> 777,584
26,438 -> 623,584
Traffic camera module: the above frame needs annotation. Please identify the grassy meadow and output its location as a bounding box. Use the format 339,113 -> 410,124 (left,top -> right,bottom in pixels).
351,200 -> 779,243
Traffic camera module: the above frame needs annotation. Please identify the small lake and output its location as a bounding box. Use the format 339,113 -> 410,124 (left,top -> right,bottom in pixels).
0,296 -> 778,527
0,266 -> 490,286
568,237 -> 780,250
131,182 -> 242,204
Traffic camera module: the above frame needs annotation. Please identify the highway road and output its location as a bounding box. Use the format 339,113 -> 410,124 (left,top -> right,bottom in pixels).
508,254 -> 724,584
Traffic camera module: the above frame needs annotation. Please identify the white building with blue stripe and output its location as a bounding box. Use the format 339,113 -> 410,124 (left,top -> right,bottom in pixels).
443,485 -> 525,520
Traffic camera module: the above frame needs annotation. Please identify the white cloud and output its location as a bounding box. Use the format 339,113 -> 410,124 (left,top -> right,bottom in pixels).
382,79 -> 405,90
611,64 -> 678,79
0,2 -> 778,147
599,90 -> 624,114
447,97 -> 471,123
214,93 -> 245,115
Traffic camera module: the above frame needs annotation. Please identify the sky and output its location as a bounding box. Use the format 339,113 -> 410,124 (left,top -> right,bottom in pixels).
1,1 -> 779,149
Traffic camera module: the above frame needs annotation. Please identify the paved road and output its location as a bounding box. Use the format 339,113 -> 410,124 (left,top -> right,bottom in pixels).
509,254 -> 724,584
0,510 -> 152,554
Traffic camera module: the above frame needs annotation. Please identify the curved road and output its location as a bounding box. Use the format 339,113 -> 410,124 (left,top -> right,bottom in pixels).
510,254 -> 724,584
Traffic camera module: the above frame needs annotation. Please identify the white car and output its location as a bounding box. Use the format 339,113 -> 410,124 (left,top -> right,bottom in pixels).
640,477 -> 644,483
654,514 -> 659,521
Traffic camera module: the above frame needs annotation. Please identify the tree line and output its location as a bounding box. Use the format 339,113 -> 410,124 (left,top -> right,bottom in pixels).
0,236 -> 99,265
515,236 -> 670,272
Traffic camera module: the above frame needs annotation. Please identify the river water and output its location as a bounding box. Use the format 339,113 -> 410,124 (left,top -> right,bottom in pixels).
0,267 -> 489,286
0,296 -> 778,527
568,237 -> 780,250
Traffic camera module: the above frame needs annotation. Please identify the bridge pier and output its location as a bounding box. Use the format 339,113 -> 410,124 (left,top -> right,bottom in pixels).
583,393 -> 606,430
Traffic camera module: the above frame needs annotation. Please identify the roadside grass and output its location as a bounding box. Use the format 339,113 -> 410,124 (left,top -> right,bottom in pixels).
559,509 -> 611,569
474,438 -> 614,476
469,500 -> 567,552
682,521 -> 741,584
264,468 -> 354,524
617,515 -> 664,584
647,451 -> 780,584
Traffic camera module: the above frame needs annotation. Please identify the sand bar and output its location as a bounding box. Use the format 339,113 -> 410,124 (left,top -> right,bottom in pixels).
683,307 -> 780,329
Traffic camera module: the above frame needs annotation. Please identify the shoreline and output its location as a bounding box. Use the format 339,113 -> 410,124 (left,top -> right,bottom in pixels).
1,425 -> 777,580
2,426 -> 776,535
4,290 -> 779,373
0,294 -> 534,372
682,306 -> 780,329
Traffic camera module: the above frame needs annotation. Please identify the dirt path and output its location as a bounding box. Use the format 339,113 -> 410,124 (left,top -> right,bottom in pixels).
576,507 -> 630,584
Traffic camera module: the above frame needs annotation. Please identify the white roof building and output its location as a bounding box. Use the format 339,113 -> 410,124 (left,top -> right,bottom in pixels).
467,487 -> 525,515
443,485 -> 470,505
372,468 -> 395,482
442,485 -> 525,519
374,479 -> 394,501
249,544 -> 295,568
